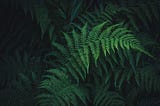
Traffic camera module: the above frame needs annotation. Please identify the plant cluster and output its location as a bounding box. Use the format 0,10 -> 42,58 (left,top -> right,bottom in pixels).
0,0 -> 160,106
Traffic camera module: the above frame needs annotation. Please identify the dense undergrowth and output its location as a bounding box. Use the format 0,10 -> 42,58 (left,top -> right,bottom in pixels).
0,0 -> 160,106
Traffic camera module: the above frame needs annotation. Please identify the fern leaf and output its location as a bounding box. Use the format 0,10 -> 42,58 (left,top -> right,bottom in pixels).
94,89 -> 125,106
38,70 -> 87,106
50,22 -> 151,83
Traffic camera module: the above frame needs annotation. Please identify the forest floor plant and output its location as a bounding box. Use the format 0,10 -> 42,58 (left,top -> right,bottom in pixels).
0,0 -> 160,106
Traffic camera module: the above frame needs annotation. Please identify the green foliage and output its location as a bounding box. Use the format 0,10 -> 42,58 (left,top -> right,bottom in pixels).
0,73 -> 38,106
94,85 -> 125,106
0,51 -> 42,105
49,22 -> 150,82
123,1 -> 160,32
37,69 -> 88,106
0,0 -> 160,106
76,3 -> 120,28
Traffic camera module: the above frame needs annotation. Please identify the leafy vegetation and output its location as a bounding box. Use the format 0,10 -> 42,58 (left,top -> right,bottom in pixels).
0,0 -> 160,106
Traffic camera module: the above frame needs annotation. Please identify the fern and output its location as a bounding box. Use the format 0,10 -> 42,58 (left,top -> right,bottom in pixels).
37,69 -> 88,106
0,73 -> 40,106
123,1 -> 160,32
39,21 -> 152,105
1,1 -> 160,106
0,52 -> 28,87
0,51 -> 43,106
127,87 -> 160,106
135,65 -> 160,92
49,22 -> 151,82
75,3 -> 120,28
0,51 -> 42,87
94,87 -> 125,106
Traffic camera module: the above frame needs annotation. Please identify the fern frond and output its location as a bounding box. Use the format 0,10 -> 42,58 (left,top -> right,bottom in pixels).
123,1 -> 160,32
94,88 -> 125,106
50,22 -> 151,82
95,63 -> 134,89
135,66 -> 160,92
76,3 -> 120,28
37,69 -> 87,106
0,72 -> 39,106
127,87 -> 160,106
0,51 -> 42,88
